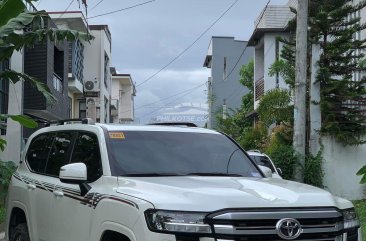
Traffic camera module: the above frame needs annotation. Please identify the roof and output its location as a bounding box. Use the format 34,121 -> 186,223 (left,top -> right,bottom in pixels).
248,28 -> 290,46
89,25 -> 112,43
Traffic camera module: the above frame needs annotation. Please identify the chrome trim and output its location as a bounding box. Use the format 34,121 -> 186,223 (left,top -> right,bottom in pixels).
212,210 -> 341,220
214,224 -> 340,235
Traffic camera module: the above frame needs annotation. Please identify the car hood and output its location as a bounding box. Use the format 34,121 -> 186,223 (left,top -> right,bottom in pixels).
116,176 -> 350,211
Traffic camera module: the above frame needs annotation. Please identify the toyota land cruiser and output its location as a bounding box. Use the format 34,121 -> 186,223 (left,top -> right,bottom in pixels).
5,120 -> 362,241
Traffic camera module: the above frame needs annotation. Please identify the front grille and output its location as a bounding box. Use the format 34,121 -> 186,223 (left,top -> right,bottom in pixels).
207,208 -> 343,241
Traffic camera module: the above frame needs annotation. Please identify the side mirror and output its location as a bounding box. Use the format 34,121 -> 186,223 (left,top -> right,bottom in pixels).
59,163 -> 87,184
276,168 -> 283,176
259,165 -> 273,178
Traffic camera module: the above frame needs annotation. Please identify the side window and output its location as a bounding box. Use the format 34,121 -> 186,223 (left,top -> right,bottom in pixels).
26,133 -> 54,173
45,132 -> 75,177
70,132 -> 102,182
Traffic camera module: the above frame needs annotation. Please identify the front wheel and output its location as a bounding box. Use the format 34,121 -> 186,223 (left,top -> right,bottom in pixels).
10,223 -> 30,241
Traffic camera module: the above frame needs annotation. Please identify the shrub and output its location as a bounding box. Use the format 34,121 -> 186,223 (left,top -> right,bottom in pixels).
0,161 -> 16,203
303,150 -> 324,188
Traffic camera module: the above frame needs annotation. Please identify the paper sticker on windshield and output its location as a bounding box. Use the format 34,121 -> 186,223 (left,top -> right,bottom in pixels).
109,132 -> 125,139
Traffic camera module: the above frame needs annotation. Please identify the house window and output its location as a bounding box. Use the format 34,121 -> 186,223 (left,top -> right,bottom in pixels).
0,59 -> 9,135
104,96 -> 108,123
96,107 -> 100,123
79,100 -> 86,119
223,57 -> 227,81
104,53 -> 110,88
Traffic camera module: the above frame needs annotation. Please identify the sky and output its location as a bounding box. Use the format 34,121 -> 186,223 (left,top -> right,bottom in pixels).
38,0 -> 288,124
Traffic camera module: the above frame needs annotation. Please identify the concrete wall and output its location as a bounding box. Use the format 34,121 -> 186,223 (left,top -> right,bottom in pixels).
0,51 -> 24,163
321,136 -> 366,200
208,37 -> 254,129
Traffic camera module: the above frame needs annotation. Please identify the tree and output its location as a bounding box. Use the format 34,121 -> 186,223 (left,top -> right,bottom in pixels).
216,60 -> 254,141
357,165 -> 366,184
310,0 -> 366,145
0,0 -> 91,150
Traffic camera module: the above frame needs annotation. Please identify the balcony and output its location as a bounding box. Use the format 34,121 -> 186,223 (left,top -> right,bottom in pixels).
255,77 -> 264,101
68,73 -> 83,94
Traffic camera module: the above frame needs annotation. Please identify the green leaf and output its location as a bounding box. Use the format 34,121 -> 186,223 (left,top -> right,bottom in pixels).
0,0 -> 25,27
0,138 -> 7,151
9,115 -> 37,128
0,70 -> 56,104
357,165 -> 366,175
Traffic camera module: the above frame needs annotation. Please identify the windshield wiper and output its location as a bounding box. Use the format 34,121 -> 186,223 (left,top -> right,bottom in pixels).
185,172 -> 243,177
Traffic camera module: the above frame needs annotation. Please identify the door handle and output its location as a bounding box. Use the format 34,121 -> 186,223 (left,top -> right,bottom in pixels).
53,190 -> 64,197
27,183 -> 36,190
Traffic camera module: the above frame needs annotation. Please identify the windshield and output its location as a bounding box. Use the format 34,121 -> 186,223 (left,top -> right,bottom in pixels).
249,155 -> 276,173
107,131 -> 261,177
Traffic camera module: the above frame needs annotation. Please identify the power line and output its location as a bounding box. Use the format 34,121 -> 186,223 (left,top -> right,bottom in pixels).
223,0 -> 270,83
221,0 -> 271,102
88,0 -> 156,19
106,82 -> 207,116
89,0 -> 104,12
57,0 -> 76,20
136,0 -> 240,88
140,83 -> 206,118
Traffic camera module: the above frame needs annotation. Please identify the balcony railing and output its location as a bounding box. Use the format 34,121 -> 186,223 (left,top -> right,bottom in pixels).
255,77 -> 264,101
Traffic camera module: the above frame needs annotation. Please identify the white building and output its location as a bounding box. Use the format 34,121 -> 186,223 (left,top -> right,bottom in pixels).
83,25 -> 112,123
247,4 -> 295,110
110,68 -> 136,123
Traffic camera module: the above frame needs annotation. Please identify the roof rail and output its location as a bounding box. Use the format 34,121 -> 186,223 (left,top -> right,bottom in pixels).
148,122 -> 197,127
45,118 -> 95,127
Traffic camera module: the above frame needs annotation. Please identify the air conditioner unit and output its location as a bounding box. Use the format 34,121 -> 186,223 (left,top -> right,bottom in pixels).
84,79 -> 100,92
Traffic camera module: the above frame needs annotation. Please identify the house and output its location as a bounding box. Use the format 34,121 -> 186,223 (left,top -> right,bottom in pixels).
22,18 -> 69,138
49,11 -> 88,120
83,25 -> 112,123
203,37 -> 254,129
110,68 -> 136,123
247,4 -> 295,110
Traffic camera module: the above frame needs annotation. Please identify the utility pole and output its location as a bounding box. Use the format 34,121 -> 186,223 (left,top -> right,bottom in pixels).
293,0 -> 308,182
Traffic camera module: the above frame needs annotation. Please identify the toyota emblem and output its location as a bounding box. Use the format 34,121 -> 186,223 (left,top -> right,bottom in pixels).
276,218 -> 303,240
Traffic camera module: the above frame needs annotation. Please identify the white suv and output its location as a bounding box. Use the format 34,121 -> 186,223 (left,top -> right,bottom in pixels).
247,150 -> 283,179
5,120 -> 362,241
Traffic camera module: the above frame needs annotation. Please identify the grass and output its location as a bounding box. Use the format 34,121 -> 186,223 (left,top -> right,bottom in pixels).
354,200 -> 366,239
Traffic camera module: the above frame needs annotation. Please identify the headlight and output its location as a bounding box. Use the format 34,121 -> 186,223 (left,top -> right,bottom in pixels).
145,210 -> 212,234
342,208 -> 360,230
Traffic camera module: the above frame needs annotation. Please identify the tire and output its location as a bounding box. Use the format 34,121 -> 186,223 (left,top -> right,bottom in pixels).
10,223 -> 30,241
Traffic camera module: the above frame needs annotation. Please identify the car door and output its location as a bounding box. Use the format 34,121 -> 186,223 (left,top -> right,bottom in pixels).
35,131 -> 76,241
51,131 -> 103,241
23,132 -> 56,241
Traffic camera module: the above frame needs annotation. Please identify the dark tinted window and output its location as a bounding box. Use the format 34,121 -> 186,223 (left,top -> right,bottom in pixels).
250,155 -> 275,172
45,132 -> 74,176
26,133 -> 54,173
70,132 -> 102,182
108,131 -> 261,177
